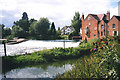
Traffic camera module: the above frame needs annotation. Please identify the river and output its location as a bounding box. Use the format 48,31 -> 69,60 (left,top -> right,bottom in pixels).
1,58 -> 79,79
0,40 -> 80,56
0,40 -> 80,79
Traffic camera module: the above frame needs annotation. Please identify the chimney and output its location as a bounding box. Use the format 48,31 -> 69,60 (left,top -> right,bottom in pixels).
82,13 -> 84,21
106,11 -> 110,20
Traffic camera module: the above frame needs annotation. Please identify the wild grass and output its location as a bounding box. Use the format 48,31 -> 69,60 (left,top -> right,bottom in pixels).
56,36 -> 120,79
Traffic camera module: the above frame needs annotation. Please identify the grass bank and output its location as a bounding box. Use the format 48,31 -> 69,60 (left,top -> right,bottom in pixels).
2,41 -> 92,72
56,36 -> 120,79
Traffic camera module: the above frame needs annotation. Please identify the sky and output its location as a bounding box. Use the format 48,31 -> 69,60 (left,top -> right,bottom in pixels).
0,0 -> 120,29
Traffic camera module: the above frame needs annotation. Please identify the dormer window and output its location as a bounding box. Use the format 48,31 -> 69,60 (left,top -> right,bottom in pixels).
112,24 -> 115,29
88,17 -> 91,20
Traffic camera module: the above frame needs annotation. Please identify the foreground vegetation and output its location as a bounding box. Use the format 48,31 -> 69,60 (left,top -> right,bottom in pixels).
56,36 -> 120,79
2,36 -> 120,79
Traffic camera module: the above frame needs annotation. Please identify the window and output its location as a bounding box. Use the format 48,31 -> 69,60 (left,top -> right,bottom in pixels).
88,17 -> 91,20
89,23 -> 91,26
112,24 -> 115,29
107,31 -> 109,35
113,31 -> 118,36
94,34 -> 96,37
101,25 -> 104,30
94,27 -> 97,30
101,32 -> 103,36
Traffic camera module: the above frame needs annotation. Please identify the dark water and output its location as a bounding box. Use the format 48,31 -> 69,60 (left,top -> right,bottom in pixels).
1,58 -> 79,79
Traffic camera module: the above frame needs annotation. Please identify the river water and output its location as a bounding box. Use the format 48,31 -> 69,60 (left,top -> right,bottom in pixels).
0,40 -> 80,56
1,58 -> 78,79
0,40 -> 80,79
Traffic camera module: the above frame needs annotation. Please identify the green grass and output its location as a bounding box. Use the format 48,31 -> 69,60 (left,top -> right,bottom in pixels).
2,43 -> 91,72
3,36 -> 120,79
56,36 -> 120,79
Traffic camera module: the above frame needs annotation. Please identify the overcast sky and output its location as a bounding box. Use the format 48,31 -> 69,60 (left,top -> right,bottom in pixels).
0,0 -> 119,29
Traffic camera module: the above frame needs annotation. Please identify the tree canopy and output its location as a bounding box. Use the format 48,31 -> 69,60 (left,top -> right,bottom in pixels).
11,25 -> 25,38
71,12 -> 82,35
35,18 -> 50,35
50,22 -> 56,35
22,12 -> 28,20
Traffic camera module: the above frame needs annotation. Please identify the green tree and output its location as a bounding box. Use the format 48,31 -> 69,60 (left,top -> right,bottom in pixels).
1,24 -> 11,38
22,12 -> 28,20
50,22 -> 56,35
14,12 -> 30,37
58,27 -> 60,31
71,12 -> 82,35
11,25 -> 25,38
35,17 -> 50,35
29,18 -> 37,25
29,21 -> 37,36
14,19 -> 30,32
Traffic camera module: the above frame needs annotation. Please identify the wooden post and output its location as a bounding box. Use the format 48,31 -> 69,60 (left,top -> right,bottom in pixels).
63,40 -> 65,49
3,41 -> 7,56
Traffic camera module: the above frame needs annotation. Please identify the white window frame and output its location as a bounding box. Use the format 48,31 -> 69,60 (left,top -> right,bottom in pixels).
113,31 -> 118,36
112,24 -> 115,29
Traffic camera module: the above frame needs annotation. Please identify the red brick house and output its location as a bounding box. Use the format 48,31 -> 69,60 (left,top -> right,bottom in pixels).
82,11 -> 120,41
107,16 -> 120,36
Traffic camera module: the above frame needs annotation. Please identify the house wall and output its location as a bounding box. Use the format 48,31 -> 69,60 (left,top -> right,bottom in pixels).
119,20 -> 120,36
82,15 -> 98,41
98,20 -> 107,38
107,17 -> 119,36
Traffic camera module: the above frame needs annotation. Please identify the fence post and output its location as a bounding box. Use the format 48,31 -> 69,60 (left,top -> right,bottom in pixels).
3,41 -> 7,56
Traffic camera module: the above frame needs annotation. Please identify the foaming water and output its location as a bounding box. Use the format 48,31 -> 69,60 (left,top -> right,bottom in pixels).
0,40 -> 80,56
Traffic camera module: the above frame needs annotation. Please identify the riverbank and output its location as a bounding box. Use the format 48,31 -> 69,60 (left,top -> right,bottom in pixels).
2,36 -> 120,79
56,36 -> 120,79
2,45 -> 91,72
7,38 -> 28,45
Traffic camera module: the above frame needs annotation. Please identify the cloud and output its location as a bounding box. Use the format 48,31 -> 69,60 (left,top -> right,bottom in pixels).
0,0 -> 119,28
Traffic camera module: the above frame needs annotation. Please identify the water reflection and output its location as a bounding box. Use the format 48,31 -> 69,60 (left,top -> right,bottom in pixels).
3,64 -> 73,78
1,58 -> 78,78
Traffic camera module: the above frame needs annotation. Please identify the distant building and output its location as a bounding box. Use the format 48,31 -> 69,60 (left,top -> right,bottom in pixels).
118,1 -> 120,16
82,11 -> 120,41
61,26 -> 75,35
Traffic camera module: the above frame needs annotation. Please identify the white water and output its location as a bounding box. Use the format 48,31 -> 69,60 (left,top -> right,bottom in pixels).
0,40 -> 80,56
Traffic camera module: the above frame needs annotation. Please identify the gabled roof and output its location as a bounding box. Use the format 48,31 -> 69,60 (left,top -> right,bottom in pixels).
87,14 -> 106,21
61,26 -> 74,31
114,16 -> 120,21
97,14 -> 106,20
90,14 -> 100,21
